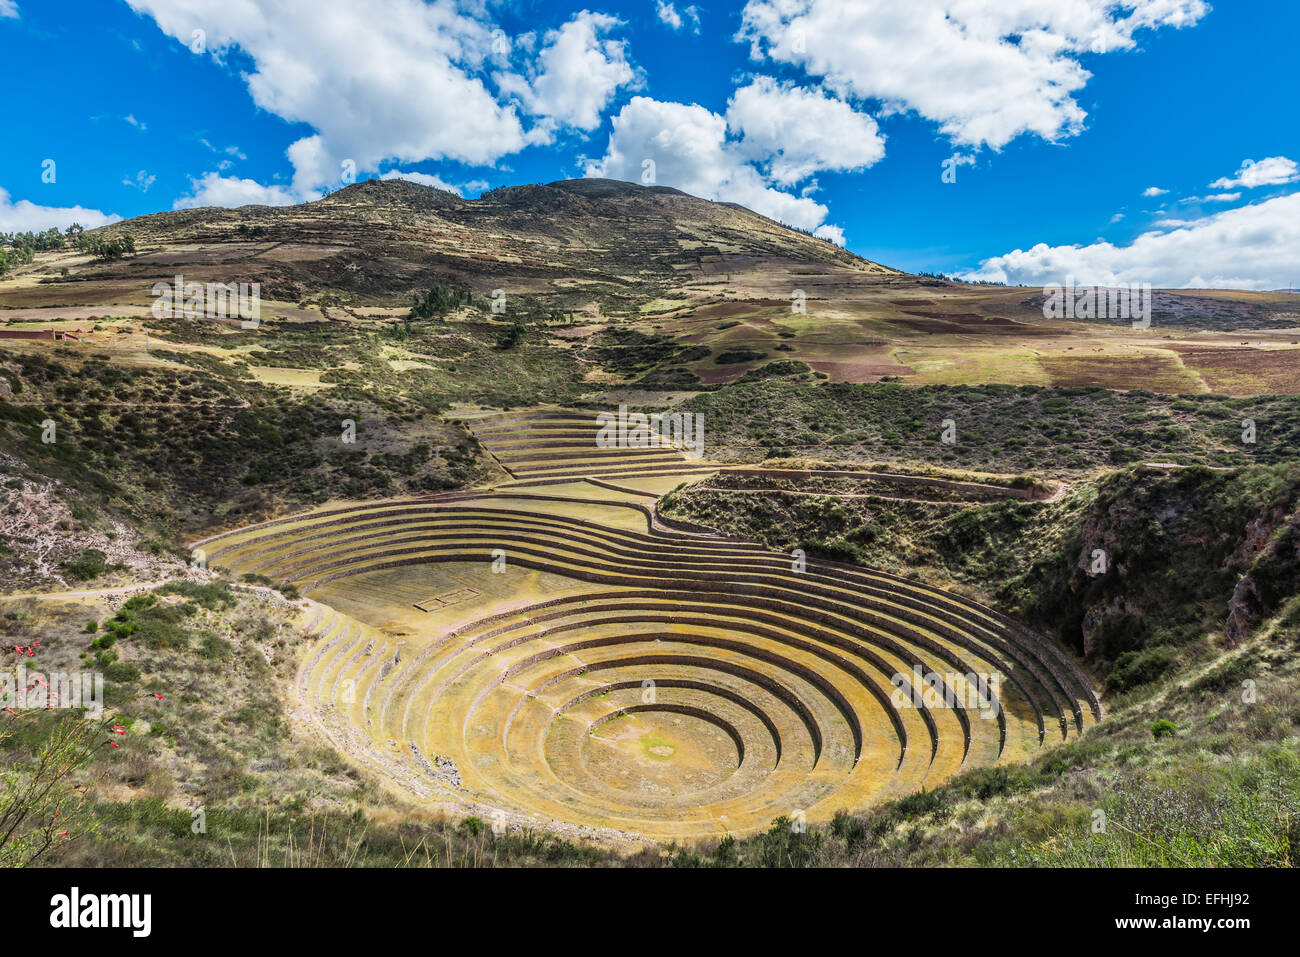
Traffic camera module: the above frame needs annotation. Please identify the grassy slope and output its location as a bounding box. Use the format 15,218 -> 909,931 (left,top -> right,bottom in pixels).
678,378 -> 1300,474
0,313 -> 576,588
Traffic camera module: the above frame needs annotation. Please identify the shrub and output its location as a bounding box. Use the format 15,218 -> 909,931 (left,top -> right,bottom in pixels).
157,580 -> 234,610
496,323 -> 526,350
1151,719 -> 1178,740
1191,653 -> 1258,694
104,662 -> 141,683
61,548 -> 108,581
714,348 -> 767,365
1106,645 -> 1178,693
198,634 -> 233,660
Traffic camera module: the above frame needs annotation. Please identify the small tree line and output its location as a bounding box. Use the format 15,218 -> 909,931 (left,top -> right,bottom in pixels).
0,223 -> 136,275
408,282 -> 471,319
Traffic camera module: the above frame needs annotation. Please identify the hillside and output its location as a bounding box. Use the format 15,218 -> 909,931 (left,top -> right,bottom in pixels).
4,177 -> 1298,396
1,178 -> 880,320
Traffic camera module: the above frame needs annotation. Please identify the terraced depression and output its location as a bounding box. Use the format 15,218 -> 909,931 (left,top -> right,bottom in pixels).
195,409 -> 1099,842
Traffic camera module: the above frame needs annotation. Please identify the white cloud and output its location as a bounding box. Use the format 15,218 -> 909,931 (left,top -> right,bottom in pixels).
737,0 -> 1208,149
813,224 -> 845,246
497,12 -> 640,137
959,192 -> 1300,290
1209,156 -> 1299,190
200,139 -> 247,162
130,1 -> 647,195
122,170 -> 157,193
726,77 -> 885,185
379,169 -> 464,195
1143,186 -> 1169,197
128,0 -> 534,192
583,96 -> 842,235
124,114 -> 147,131
0,1 -> 17,19
172,173 -> 301,209
0,187 -> 120,232
656,1 -> 699,33
1179,192 -> 1242,204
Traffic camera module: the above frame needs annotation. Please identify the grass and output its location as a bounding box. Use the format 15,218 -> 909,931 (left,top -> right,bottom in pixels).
680,378 -> 1300,474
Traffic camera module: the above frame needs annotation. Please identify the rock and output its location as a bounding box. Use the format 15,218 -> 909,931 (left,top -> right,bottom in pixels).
1224,575 -> 1261,647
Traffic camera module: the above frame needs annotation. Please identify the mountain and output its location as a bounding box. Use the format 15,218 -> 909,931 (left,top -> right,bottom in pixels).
4,177 -> 1299,396
48,178 -> 889,317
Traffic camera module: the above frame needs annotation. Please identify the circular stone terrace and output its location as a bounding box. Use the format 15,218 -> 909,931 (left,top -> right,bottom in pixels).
192,408 -> 1099,843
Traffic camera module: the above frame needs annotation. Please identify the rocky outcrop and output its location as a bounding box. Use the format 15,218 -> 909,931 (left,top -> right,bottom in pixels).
1225,509 -> 1300,646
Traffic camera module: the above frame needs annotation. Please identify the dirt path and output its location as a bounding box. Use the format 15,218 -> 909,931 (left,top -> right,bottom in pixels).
0,577 -> 181,601
0,576 -> 296,605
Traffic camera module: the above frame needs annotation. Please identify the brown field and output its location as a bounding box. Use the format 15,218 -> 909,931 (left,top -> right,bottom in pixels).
1171,345 -> 1300,395
1038,351 -> 1207,393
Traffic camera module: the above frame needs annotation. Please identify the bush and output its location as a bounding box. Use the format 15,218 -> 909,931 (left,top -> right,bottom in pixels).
104,662 -> 141,683
1191,653 -> 1258,694
714,348 -> 767,365
893,787 -> 946,818
61,548 -> 108,581
495,323 -> 526,350
157,580 -> 234,610
1106,645 -> 1177,693
198,634 -> 233,660
757,816 -> 822,867
1151,719 -> 1178,740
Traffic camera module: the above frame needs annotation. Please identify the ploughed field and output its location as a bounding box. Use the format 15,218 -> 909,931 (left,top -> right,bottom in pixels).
194,409 -> 1099,842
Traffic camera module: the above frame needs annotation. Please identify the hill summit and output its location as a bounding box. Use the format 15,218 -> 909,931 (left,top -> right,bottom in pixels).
71,176 -> 886,313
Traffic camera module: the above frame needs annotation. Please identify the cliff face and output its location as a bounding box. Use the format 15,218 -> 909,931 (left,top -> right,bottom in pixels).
1225,510 -> 1300,645
1035,465 -> 1300,663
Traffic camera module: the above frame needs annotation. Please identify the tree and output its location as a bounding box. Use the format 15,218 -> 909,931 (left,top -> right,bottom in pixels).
77,233 -> 136,262
496,321 -> 526,350
408,282 -> 468,319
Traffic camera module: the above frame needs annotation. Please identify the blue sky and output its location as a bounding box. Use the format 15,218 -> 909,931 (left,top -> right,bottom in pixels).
3,0 -> 1298,288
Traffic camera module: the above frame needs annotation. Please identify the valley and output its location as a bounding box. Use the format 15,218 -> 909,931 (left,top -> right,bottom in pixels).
2,179 -> 1297,868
